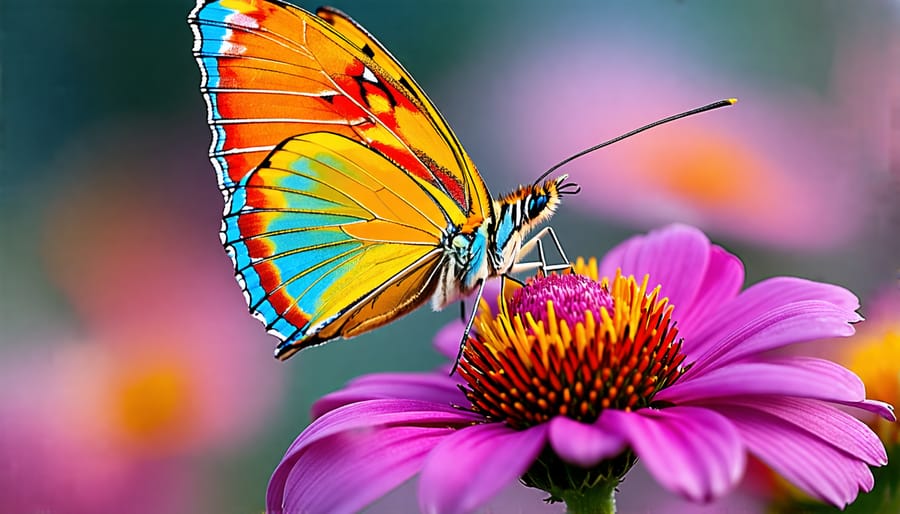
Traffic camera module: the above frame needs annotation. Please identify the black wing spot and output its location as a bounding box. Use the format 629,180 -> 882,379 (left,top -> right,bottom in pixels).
353,68 -> 398,109
398,76 -> 422,102
361,43 -> 375,59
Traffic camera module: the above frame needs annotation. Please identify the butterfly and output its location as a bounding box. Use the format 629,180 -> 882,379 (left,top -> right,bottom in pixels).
189,0 -> 746,364
188,0 -> 579,360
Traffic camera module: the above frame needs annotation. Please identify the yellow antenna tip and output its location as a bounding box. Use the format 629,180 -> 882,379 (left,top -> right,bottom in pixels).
726,98 -> 739,105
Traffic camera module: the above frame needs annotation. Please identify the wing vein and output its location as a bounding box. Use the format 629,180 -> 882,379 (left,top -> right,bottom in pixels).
193,19 -> 313,59
283,248 -> 444,341
295,137 -> 448,233
301,41 -> 458,207
251,240 -> 365,312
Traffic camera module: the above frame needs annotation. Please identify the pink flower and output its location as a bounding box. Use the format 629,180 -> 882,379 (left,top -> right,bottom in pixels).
728,287 -> 900,513
0,342 -> 198,514
266,224 -> 893,514
442,18 -> 883,250
38,128 -> 284,454
0,127 -> 285,513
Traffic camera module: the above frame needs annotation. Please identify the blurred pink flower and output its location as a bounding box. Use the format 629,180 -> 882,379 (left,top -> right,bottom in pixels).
40,121 -> 284,453
453,28 -> 881,250
0,120 -> 284,513
0,342 -> 196,514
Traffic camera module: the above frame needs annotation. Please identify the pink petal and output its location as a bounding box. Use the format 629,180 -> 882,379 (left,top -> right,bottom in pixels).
712,400 -> 878,507
480,279 -> 503,312
311,372 -> 465,418
433,281 -> 503,361
658,357 -> 865,404
833,398 -> 896,421
598,224 -> 710,318
433,320 -> 466,361
271,425 -> 450,514
711,397 -> 887,466
599,407 -> 745,501
283,399 -> 477,460
268,400 -> 477,513
548,416 -> 626,467
675,245 -> 744,343
418,422 -> 548,514
686,277 -> 860,359
685,300 -> 861,378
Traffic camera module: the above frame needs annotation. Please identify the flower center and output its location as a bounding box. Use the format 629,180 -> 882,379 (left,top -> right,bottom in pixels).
507,273 -> 614,330
459,258 -> 686,430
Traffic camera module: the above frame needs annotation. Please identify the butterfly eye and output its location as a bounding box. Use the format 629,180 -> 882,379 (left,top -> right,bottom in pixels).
527,196 -> 548,219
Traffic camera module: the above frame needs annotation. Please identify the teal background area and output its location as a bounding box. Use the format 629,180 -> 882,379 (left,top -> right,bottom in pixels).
1,1 -> 897,513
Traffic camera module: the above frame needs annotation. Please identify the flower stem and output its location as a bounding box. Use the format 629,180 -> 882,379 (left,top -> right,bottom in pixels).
559,478 -> 617,514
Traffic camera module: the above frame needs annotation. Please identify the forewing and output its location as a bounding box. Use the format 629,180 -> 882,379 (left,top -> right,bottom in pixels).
189,0 -> 490,219
315,6 -> 492,219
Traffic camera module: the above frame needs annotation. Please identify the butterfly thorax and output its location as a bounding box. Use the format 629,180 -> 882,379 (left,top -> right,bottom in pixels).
432,176 -> 567,309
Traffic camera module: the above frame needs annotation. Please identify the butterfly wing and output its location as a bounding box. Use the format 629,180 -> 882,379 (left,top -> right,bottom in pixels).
188,0 -> 490,219
226,131 -> 452,358
314,5 -> 492,217
189,0 -> 491,357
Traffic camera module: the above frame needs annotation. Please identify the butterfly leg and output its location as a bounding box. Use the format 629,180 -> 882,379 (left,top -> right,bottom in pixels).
510,226 -> 572,275
450,278 -> 486,376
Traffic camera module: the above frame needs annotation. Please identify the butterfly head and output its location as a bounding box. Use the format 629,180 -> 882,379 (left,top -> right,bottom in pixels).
486,175 -> 578,273
528,174 -> 579,223
499,174 -> 579,227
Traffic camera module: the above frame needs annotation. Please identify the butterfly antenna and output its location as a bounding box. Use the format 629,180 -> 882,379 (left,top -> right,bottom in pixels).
532,98 -> 737,186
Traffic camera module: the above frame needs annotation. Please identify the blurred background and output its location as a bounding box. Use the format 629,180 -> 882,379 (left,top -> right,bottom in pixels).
1,1 -> 898,513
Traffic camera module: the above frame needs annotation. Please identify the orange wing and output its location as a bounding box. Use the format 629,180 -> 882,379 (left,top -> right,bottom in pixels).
189,0 -> 499,357
189,0 -> 492,221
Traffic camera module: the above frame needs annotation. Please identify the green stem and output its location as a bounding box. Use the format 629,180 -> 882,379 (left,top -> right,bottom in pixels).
558,478 -> 618,514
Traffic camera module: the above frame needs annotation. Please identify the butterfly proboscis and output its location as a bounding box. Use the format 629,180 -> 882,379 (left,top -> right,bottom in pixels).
450,98 -> 739,374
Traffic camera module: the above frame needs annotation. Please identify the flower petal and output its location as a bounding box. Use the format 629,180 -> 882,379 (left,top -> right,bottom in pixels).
433,281 -> 503,361
675,245 -> 744,343
686,300 -> 861,378
548,416 -> 626,467
311,372 -> 465,418
433,320 -> 466,361
658,357 -> 865,404
712,400 -> 879,507
598,224 -> 710,317
833,398 -> 896,421
686,277 -> 860,359
271,425 -> 450,514
708,396 -> 887,466
599,406 -> 744,501
285,399 -> 477,460
268,400 -> 477,513
418,423 -> 548,514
